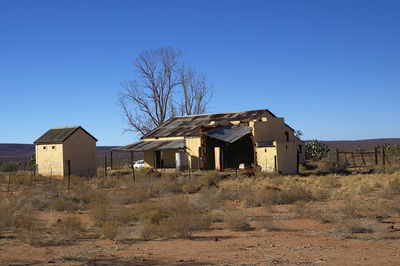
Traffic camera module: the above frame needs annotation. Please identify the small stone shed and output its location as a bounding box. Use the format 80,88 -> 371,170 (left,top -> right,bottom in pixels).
34,126 -> 97,177
112,109 -> 305,174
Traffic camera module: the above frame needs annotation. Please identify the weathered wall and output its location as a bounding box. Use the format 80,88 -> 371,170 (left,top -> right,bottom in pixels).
36,143 -> 64,177
276,141 -> 298,174
162,149 -> 176,168
256,146 -> 277,173
252,118 -> 289,143
63,128 -> 97,176
144,151 -> 155,168
186,137 -> 201,169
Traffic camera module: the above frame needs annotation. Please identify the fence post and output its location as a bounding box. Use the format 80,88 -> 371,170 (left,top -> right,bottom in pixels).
110,151 -> 113,170
336,149 -> 339,163
7,171 -> 11,192
30,165 -> 33,186
104,155 -> 107,177
382,147 -> 385,166
68,160 -> 71,193
130,151 -> 135,182
375,147 -> 378,165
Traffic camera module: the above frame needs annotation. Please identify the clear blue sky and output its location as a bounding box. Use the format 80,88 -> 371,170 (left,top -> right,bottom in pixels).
1,0 -> 399,146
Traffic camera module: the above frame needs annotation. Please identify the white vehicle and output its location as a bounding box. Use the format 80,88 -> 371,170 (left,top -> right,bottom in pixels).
133,160 -> 145,169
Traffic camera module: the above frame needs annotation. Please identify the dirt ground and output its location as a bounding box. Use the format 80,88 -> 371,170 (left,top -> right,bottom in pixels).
2,171 -> 400,265
1,208 -> 400,265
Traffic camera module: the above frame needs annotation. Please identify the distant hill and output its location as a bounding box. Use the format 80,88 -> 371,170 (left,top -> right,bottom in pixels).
0,144 -> 143,162
313,138 -> 400,151
1,139 -> 399,162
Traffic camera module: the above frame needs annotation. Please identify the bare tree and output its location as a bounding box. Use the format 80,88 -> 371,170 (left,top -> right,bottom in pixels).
119,47 -> 181,135
179,65 -> 212,116
119,47 -> 213,136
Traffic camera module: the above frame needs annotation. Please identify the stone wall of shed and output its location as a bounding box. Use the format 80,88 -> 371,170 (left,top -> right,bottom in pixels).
63,128 -> 97,176
36,143 -> 64,177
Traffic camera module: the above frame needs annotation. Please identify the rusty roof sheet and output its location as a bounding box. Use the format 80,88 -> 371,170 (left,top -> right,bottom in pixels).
205,125 -> 252,143
111,139 -> 185,152
34,126 -> 97,144
142,109 -> 276,138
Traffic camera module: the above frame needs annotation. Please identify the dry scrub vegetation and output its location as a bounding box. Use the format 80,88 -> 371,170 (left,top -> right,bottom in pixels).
1,164 -> 400,264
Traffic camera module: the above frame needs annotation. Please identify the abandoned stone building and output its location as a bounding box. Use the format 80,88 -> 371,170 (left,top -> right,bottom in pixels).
34,126 -> 97,177
112,109 -> 304,174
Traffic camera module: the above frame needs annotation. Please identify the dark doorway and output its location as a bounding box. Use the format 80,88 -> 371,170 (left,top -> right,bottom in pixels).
204,134 -> 254,170
155,151 -> 161,168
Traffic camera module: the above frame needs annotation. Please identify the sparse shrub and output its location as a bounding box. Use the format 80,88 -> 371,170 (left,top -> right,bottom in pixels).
388,177 -> 400,194
359,183 -> 374,196
134,201 -> 163,224
101,220 -> 119,240
319,161 -> 348,174
200,171 -> 221,187
0,199 -> 19,233
242,193 -> 260,208
159,197 -> 211,238
259,215 -> 276,231
15,185 -> 63,211
112,185 -> 151,205
49,198 -> 79,212
89,203 -> 112,226
338,203 -> 361,219
225,212 -> 250,231
0,162 -> 17,172
330,218 -> 383,238
137,220 -> 158,240
114,206 -> 136,224
321,175 -> 341,188
312,188 -> 331,200
182,178 -> 200,194
152,176 -> 182,194
259,184 -> 314,205
196,187 -> 223,211
373,200 -> 400,217
50,216 -> 83,244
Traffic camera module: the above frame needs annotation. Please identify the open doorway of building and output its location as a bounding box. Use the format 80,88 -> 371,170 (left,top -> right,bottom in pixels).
203,134 -> 254,170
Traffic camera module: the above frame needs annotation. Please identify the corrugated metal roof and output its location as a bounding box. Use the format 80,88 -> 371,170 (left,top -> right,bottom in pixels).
142,109 -> 276,138
34,126 -> 97,144
111,139 -> 185,152
205,125 -> 252,143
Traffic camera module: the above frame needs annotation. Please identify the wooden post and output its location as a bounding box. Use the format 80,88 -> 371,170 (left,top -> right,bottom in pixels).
30,165 -> 33,186
130,151 -> 135,182
110,151 -> 113,170
375,147 -> 378,165
7,171 -> 11,192
336,149 -> 339,163
382,147 -> 385,166
104,155 -> 107,177
67,160 -> 71,193
351,153 -> 356,169
361,152 -> 366,166
296,150 -> 300,174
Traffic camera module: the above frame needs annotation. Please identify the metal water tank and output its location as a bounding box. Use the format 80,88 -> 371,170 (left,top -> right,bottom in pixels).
175,152 -> 188,171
